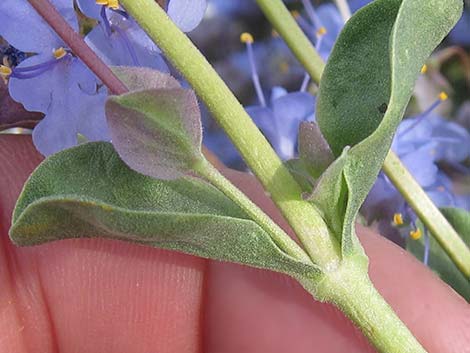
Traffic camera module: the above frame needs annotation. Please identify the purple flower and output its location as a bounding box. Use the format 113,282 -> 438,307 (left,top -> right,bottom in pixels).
246,87 -> 315,160
238,33 -> 315,160
167,0 -> 208,32
449,4 -> 470,45
347,0 -> 373,13
77,0 -> 207,71
0,0 -> 109,156
363,93 -> 470,259
296,1 -> 344,60
205,0 -> 258,17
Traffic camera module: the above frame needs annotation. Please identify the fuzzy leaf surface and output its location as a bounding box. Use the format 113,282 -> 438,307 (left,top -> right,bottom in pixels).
112,66 -> 181,91
298,121 -> 334,179
106,88 -> 203,180
313,0 -> 462,256
10,142 -> 316,278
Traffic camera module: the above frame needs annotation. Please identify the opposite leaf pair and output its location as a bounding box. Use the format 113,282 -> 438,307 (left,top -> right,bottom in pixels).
10,0 -> 464,296
10,67 -> 320,285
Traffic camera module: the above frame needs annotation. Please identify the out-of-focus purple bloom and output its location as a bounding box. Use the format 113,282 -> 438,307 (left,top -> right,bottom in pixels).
455,194 -> 470,210
240,32 -> 315,160
205,0 -> 258,17
0,0 -> 109,156
203,128 -> 244,169
296,2 -> 344,60
449,4 -> 470,45
214,38 -> 304,101
77,0 -> 207,71
347,0 -> 373,13
247,87 -> 315,160
201,103 -> 245,169
363,94 -> 470,243
204,31 -> 316,167
167,0 -> 207,32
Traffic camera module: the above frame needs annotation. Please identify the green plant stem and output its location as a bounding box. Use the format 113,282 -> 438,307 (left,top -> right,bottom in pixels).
117,1 -> 430,352
195,159 -> 311,264
119,0 -> 341,267
310,259 -> 427,353
258,0 -> 470,279
383,151 -> 470,277
254,0 -> 324,84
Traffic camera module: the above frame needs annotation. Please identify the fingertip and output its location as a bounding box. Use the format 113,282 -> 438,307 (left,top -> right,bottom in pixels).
0,136 -> 206,352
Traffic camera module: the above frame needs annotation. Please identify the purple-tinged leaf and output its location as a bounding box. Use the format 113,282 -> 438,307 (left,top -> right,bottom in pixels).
106,88 -> 203,179
298,121 -> 334,178
112,66 -> 179,91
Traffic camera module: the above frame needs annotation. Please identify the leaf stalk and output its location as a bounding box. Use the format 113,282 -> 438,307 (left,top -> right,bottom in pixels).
195,159 -> 312,264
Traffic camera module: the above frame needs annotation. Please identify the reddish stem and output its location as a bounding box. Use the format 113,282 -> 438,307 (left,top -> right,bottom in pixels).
26,0 -> 216,158
27,0 -> 128,95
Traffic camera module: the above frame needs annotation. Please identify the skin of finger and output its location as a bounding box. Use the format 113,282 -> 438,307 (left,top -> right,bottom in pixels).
204,168 -> 470,353
1,136 -> 470,353
0,135 -> 205,353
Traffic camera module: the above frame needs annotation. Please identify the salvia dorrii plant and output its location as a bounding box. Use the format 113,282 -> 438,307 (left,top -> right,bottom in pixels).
1,0 -> 470,352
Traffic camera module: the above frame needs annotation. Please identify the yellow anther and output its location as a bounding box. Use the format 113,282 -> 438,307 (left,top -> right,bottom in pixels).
291,10 -> 300,18
279,61 -> 290,74
96,0 -> 119,9
107,0 -> 119,9
240,32 -> 254,44
316,27 -> 327,36
392,213 -> 404,226
439,91 -> 448,101
410,228 -> 422,240
0,65 -> 12,77
53,47 -> 67,59
420,64 -> 428,74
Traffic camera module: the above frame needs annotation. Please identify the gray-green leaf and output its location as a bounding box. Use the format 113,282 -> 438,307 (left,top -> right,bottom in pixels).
10,142 -> 317,279
313,0 -> 462,256
407,208 -> 470,300
106,88 -> 204,180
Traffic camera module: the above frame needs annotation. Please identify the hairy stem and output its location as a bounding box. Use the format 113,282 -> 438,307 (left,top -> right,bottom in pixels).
309,258 -> 427,353
28,0 -> 128,94
86,1 -> 428,352
383,151 -> 470,277
195,160 -> 311,264
119,0 -> 341,267
257,0 -> 469,279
